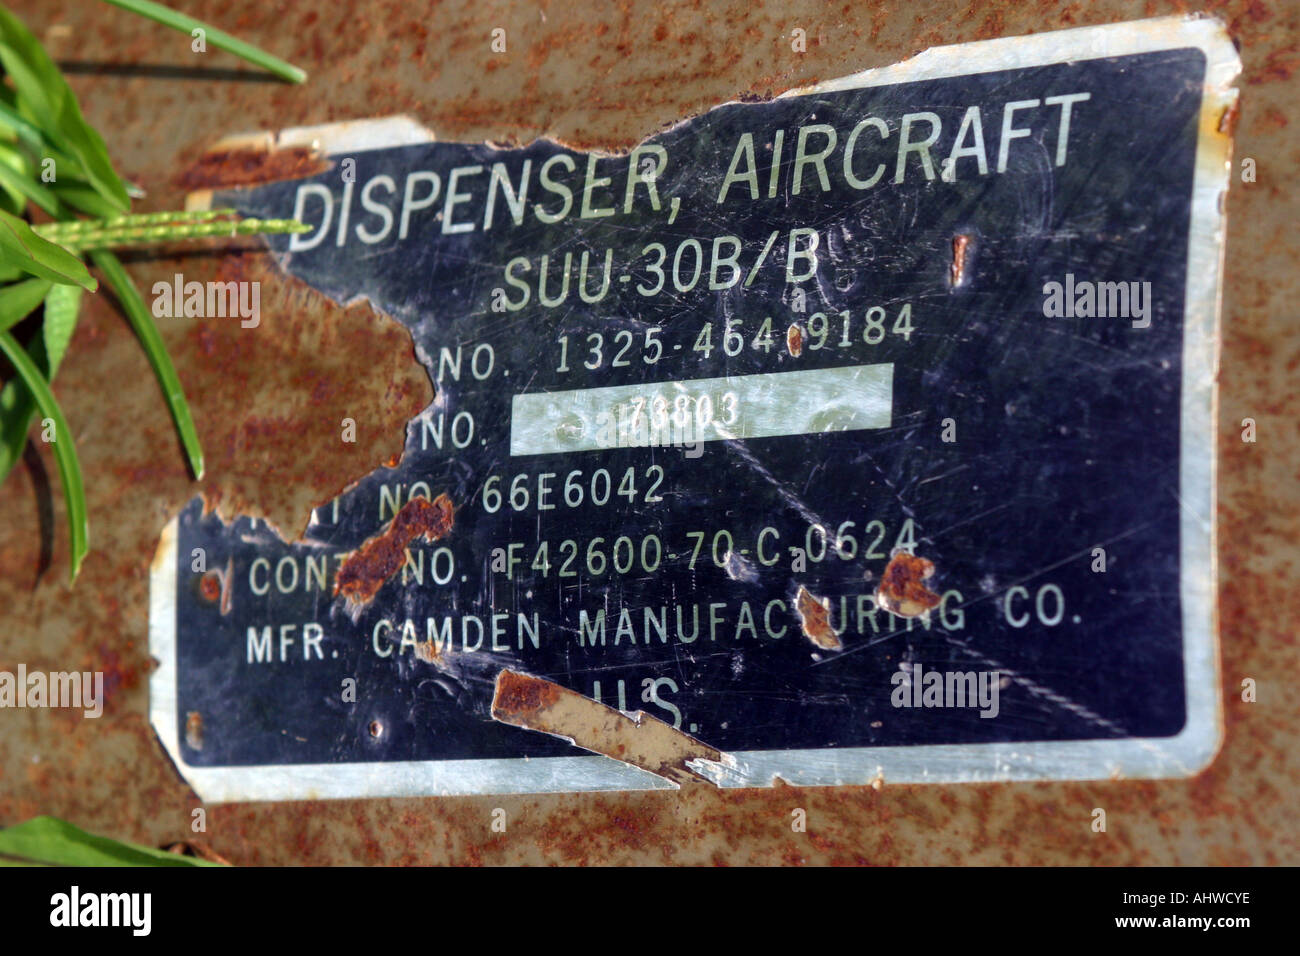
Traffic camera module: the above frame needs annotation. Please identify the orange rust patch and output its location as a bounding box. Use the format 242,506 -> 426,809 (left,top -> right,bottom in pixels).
492,669 -> 563,720
185,711 -> 204,751
876,552 -> 942,618
413,640 -> 442,663
786,323 -> 804,357
162,842 -> 231,865
199,571 -> 221,602
795,586 -> 841,650
335,493 -> 455,607
178,146 -> 331,191
950,234 -> 972,287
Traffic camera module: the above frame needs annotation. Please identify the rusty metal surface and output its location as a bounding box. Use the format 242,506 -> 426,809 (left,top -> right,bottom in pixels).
0,0 -> 1295,865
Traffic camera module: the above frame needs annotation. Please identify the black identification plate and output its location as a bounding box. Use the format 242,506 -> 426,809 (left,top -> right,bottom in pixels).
150,18 -> 1237,800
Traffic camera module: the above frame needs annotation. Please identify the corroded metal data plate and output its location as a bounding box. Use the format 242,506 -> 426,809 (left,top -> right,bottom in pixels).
150,17 -> 1238,801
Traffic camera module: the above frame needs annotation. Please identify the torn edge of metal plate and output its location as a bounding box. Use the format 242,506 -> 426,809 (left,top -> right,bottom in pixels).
151,15 -> 1237,801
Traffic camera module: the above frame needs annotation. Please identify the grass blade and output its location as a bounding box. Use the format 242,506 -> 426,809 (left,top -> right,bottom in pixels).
0,817 -> 218,867
42,282 -> 82,371
0,8 -> 130,211
91,250 -> 203,479
101,0 -> 307,83
0,139 -> 31,215
0,154 -> 63,216
0,280 -> 57,485
51,182 -> 123,219
0,208 -> 96,289
0,276 -> 51,333
0,333 -> 49,483
0,98 -> 44,150
0,330 -> 87,579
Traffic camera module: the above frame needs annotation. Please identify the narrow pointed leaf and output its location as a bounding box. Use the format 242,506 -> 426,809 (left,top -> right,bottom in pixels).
51,182 -> 123,219
0,98 -> 43,150
0,156 -> 63,216
0,817 -> 217,867
42,282 -> 82,372
0,330 -> 87,579
0,276 -> 51,333
0,140 -> 31,215
0,280 -> 55,484
0,334 -> 48,484
101,0 -> 306,83
0,208 -> 96,289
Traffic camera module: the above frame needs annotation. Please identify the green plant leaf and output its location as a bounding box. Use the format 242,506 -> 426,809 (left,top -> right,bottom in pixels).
101,0 -> 307,83
0,279 -> 55,485
0,139 -> 30,215
0,97 -> 44,150
0,329 -> 87,579
0,816 -> 218,867
0,208 -> 96,289
0,46 -> 95,187
0,383 -> 35,481
0,275 -> 51,333
0,7 -> 130,211
92,251 -> 203,479
0,333 -> 48,484
51,182 -> 123,219
0,151 -> 62,216
42,282 -> 82,371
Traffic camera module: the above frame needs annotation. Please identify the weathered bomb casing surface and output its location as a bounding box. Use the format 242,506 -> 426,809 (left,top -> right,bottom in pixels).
5,0 -> 1291,866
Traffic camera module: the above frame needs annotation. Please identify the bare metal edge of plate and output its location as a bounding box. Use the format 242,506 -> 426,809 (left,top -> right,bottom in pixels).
152,14 -> 1238,801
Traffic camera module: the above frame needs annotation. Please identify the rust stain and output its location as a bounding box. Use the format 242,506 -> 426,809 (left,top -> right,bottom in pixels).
1249,43 -> 1299,84
335,493 -> 455,608
876,552 -> 942,618
184,711 -> 204,751
413,640 -> 442,663
786,322 -> 803,357
198,571 -> 221,603
162,841 -> 231,865
795,585 -> 841,650
177,145 -> 331,191
491,670 -> 728,787
1218,99 -> 1240,136
950,234 -> 972,287
492,668 -> 564,718
196,558 -> 232,615
175,253 -> 431,540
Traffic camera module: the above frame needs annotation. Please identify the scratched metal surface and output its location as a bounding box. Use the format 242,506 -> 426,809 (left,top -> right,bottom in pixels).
0,0 -> 1295,865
